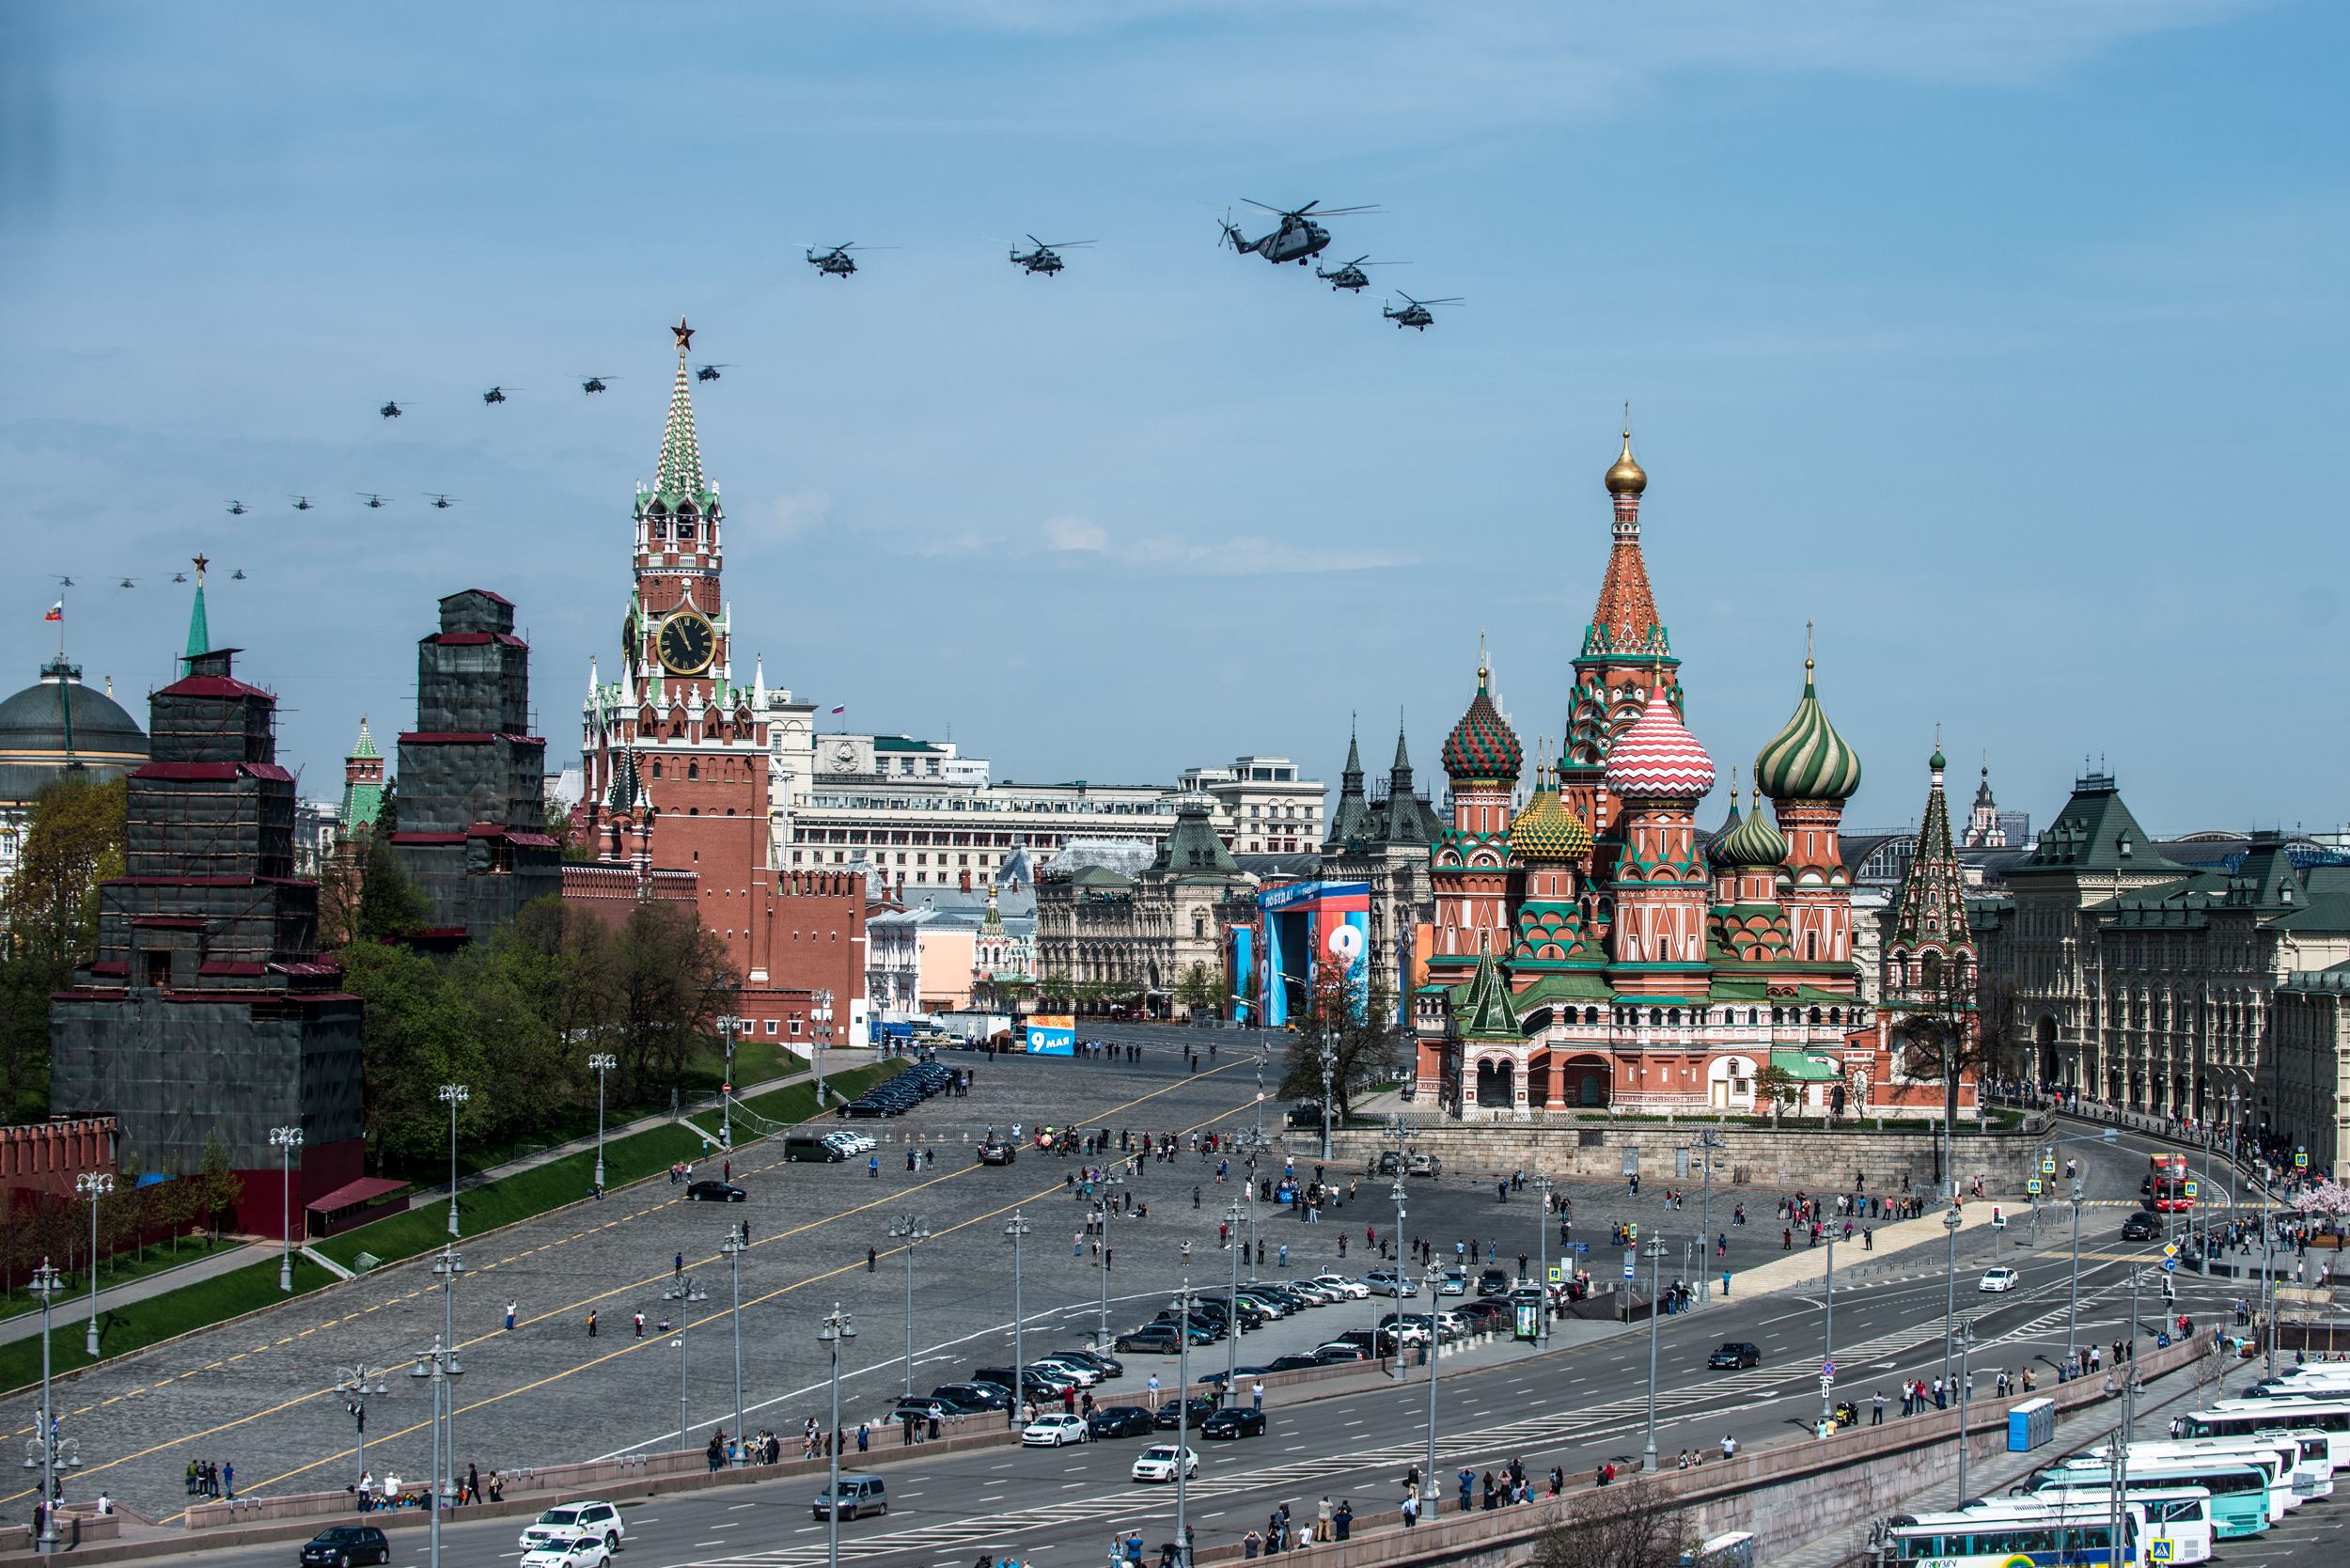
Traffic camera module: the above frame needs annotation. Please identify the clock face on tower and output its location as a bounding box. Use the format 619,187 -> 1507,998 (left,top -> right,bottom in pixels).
656,610 -> 716,675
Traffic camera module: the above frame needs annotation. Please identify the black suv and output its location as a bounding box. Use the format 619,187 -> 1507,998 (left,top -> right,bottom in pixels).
2121,1211 -> 2162,1241
301,1526 -> 391,1567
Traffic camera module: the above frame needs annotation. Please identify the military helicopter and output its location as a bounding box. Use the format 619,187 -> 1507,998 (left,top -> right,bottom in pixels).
1382,292 -> 1462,331
118,577 -> 136,588
1009,235 -> 1094,276
1314,256 -> 1401,292
1218,199 -> 1377,266
482,385 -> 520,405
225,499 -> 247,516
52,575 -> 73,588
379,400 -> 406,418
172,572 -> 187,584
358,493 -> 390,509
231,569 -> 246,580
290,494 -> 314,510
429,494 -> 457,510
696,364 -> 731,384
804,243 -> 892,277
579,375 -> 617,395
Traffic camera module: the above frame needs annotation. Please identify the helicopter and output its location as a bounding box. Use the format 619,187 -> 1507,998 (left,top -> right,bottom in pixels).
696,364 -> 731,384
358,493 -> 389,509
379,400 -> 405,418
1382,292 -> 1462,331
231,569 -> 246,581
118,577 -> 136,588
225,499 -> 247,515
429,494 -> 457,510
483,385 -> 519,405
805,243 -> 889,277
1009,235 -> 1094,276
172,572 -> 187,584
1218,199 -> 1377,266
53,575 -> 73,588
580,376 -> 617,395
290,494 -> 314,510
1314,256 -> 1401,292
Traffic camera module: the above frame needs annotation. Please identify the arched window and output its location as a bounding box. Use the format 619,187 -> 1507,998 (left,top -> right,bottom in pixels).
1809,1007 -> 1822,1026
1668,1008 -> 1681,1027
650,760 -> 662,778
1805,931 -> 1819,961
687,760 -> 699,779
1649,1008 -> 1663,1027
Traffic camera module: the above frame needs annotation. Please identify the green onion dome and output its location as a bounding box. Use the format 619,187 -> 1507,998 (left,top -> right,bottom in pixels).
1441,654 -> 1523,784
1510,763 -> 1592,863
1753,655 -> 1862,803
1709,788 -> 1789,869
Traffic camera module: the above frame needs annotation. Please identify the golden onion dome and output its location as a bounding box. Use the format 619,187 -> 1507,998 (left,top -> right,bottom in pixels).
1605,426 -> 1647,497
1510,763 -> 1592,864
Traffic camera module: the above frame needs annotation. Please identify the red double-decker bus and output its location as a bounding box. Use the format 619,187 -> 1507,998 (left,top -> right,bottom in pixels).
2144,1152 -> 2194,1212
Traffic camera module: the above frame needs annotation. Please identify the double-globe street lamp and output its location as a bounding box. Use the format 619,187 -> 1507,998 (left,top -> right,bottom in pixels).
270,1125 -> 304,1293
588,1053 -> 617,1194
336,1365 -> 389,1493
818,1304 -> 856,1568
1642,1235 -> 1667,1472
1222,1200 -> 1246,1388
407,1332 -> 463,1568
24,1260 -> 76,1554
1942,1205 -> 1965,1393
665,1272 -> 710,1445
431,1246 -> 464,1504
438,1083 -> 469,1238
888,1215 -> 931,1401
720,1224 -> 750,1459
1530,1173 -> 1554,1345
72,1173 -> 113,1356
1094,1173 -> 1127,1351
1004,1210 -> 1032,1427
1420,1260 -> 1443,1510
1388,1178 -> 1411,1377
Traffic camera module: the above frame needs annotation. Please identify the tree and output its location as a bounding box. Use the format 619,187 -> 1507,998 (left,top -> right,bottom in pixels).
1173,962 -> 1222,1021
1278,964 -> 1402,1125
1528,1482 -> 1694,1568
2,774 -> 126,969
1751,1063 -> 1798,1121
1895,962 -> 2013,1188
354,832 -> 431,943
609,902 -> 738,1103
199,1132 -> 243,1242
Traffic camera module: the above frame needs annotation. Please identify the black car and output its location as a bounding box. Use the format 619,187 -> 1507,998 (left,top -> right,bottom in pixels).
1264,1352 -> 1324,1373
686,1180 -> 746,1202
2121,1211 -> 2161,1241
890,1398 -> 957,1424
1477,1267 -> 1512,1297
1153,1394 -> 1221,1429
1708,1341 -> 1762,1370
1201,1406 -> 1266,1439
1456,1298 -> 1511,1329
1114,1327 -> 1182,1355
1088,1404 -> 1156,1439
301,1526 -> 391,1567
930,1382 -> 1010,1411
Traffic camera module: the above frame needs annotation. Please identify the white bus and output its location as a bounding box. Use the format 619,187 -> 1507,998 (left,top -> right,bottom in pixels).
1981,1490 -> 2212,1564
2186,1396 -> 2350,1438
2108,1434 -> 2327,1500
1878,1502 -> 2140,1568
2036,1453 -> 2287,1529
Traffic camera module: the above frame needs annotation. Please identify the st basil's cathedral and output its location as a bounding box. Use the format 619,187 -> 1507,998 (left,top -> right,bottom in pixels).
1415,429 -> 1908,1117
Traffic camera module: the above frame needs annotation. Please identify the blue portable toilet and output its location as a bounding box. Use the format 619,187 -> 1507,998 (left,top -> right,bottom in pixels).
2007,1396 -> 2055,1451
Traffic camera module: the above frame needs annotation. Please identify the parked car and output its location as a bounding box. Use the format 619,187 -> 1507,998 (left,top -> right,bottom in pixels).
1978,1266 -> 2020,1294
519,1537 -> 609,1568
1153,1395 -> 1221,1429
1311,1272 -> 1371,1299
784,1137 -> 844,1163
1361,1270 -> 1418,1297
1088,1404 -> 1156,1439
1028,1356 -> 1102,1388
1477,1267 -> 1512,1297
1132,1444 -> 1199,1483
1114,1326 -> 1182,1355
1438,1268 -> 1468,1296
1264,1352 -> 1324,1373
930,1382 -> 1010,1411
1312,1342 -> 1371,1363
1050,1347 -> 1124,1378
888,1398 -> 958,1425
1374,1150 -> 1403,1177
1201,1406 -> 1267,1439
977,1140 -> 1018,1166
811,1475 -> 888,1520
301,1526 -> 393,1567
1021,1412 -> 1091,1447
520,1502 -> 625,1554
685,1180 -> 746,1202
1408,1152 -> 1443,1177
1707,1342 -> 1762,1370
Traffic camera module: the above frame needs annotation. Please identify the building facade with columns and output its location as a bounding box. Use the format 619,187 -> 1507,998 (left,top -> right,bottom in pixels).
1414,431 -> 1878,1117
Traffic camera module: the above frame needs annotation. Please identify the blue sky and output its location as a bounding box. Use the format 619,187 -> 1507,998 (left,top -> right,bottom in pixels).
3,1 -> 2342,838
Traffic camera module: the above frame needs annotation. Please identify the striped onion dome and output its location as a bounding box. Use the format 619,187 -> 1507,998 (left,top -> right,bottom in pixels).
1604,679 -> 1715,800
1710,789 -> 1789,869
1441,657 -> 1523,784
1753,656 -> 1863,802
1510,762 -> 1592,863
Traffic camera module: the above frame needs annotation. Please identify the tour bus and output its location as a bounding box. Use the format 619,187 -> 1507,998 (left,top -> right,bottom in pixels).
2143,1152 -> 2194,1213
2033,1456 -> 2281,1533
2100,1434 -> 2331,1499
1984,1490 -> 2213,1565
1678,1531 -> 1757,1568
1878,1502 -> 2140,1567
2183,1397 -> 2350,1440
2246,1365 -> 2350,1397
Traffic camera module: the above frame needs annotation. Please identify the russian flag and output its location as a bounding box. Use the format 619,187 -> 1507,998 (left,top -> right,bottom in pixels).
829,704 -> 846,714
43,602 -> 62,622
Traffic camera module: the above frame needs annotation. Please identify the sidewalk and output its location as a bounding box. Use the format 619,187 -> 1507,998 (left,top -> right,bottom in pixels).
0,1243 -> 276,1350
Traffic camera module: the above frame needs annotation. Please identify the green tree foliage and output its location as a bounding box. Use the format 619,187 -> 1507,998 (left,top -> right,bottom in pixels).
199,1132 -> 243,1241
354,831 -> 431,943
0,775 -> 128,1119
1173,962 -> 1222,1020
1277,965 -> 1401,1123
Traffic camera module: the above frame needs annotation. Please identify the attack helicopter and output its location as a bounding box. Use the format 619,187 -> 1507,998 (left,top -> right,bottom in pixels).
696,364 -> 731,384
579,376 -> 617,395
1009,236 -> 1094,275
1314,256 -> 1401,292
379,400 -> 405,418
290,495 -> 314,510
429,494 -> 457,510
483,385 -> 520,404
225,499 -> 246,515
1218,199 -> 1377,266
805,243 -> 889,277
358,493 -> 390,509
1382,292 -> 1462,331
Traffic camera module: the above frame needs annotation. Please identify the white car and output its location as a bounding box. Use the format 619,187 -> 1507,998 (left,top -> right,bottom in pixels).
826,1130 -> 876,1154
1131,1443 -> 1199,1482
1022,1412 -> 1091,1447
520,1537 -> 610,1568
1312,1273 -> 1370,1299
1978,1266 -> 2020,1294
1029,1357 -> 1100,1388
520,1501 -> 625,1553
1438,1268 -> 1468,1296
1361,1271 -> 1418,1297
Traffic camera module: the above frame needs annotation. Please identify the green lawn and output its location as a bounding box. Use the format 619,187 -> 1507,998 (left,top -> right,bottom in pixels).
0,1242 -> 233,1324
0,1255 -> 338,1397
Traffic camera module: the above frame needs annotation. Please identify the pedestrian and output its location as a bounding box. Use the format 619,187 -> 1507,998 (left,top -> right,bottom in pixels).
634,1311 -> 645,1338
588,1309 -> 599,1338
466,1463 -> 480,1503
1401,1494 -> 1419,1528
224,1461 -> 234,1499
1252,1379 -> 1265,1412
870,1154 -> 880,1178
868,1247 -> 877,1272
1721,1269 -> 1731,1297
1871,1391 -> 1886,1426
856,1421 -> 870,1452
504,1301 -> 517,1331
676,1251 -> 685,1278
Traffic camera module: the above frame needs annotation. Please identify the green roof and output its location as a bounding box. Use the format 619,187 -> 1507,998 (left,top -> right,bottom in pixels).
1769,1047 -> 1841,1081
1457,952 -> 1519,1041
2013,774 -> 2183,876
873,735 -> 944,753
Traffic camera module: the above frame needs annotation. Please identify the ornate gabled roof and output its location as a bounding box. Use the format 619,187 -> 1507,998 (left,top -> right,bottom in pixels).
1440,651 -> 1522,785
1754,652 -> 1862,803
605,747 -> 641,812
1708,787 -> 1788,869
1888,745 -> 1968,953
1509,760 -> 1591,863
1584,428 -> 1668,662
1457,950 -> 1519,1041
1324,727 -> 1371,850
1603,676 -> 1714,800
2016,772 -> 2182,876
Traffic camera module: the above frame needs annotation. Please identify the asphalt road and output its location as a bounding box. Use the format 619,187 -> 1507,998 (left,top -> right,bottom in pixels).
132,1105 -> 2251,1568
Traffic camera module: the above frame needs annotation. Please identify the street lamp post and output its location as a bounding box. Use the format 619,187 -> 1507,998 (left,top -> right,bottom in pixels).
269,1126 -> 304,1293
1954,1317 -> 1976,1506
717,1014 -> 737,1152
818,1304 -> 855,1568
588,1053 -> 616,1194
72,1173 -> 114,1356
1175,1276 -> 1193,1565
1694,1130 -> 1723,1300
1096,1174 -> 1125,1349
26,1260 -> 67,1553
2067,1177 -> 2086,1365
663,1271 -> 709,1444
336,1365 -> 388,1492
1643,1236 -> 1666,1471
407,1335 -> 463,1568
1531,1174 -> 1554,1345
1821,1226 -> 1836,1435
438,1083 -> 469,1238
811,989 -> 835,1105
1224,1200 -> 1245,1388
1004,1209 -> 1032,1427
1940,1205 -> 1966,1393
1420,1261 -> 1442,1509
720,1224 -> 749,1457
888,1215 -> 930,1400
431,1246 -> 463,1492
1389,1179 -> 1411,1377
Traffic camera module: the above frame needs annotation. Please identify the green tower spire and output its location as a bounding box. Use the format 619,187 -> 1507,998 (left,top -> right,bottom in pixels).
184,554 -> 212,666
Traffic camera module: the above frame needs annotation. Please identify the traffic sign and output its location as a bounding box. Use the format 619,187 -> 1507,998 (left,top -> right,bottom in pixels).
1623,1262 -> 1636,1279
2162,1257 -> 2179,1274
1548,1265 -> 1564,1283
2295,1150 -> 2310,1169
2162,1242 -> 2178,1260
1627,1222 -> 1638,1242
2028,1178 -> 2044,1197
1822,1359 -> 1836,1380
2184,1180 -> 2200,1200
2151,1540 -> 2174,1562
2040,1158 -> 2057,1176
1574,1242 -> 1590,1255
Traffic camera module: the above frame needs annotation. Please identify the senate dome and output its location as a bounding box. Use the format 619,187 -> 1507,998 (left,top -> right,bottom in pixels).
0,658 -> 149,809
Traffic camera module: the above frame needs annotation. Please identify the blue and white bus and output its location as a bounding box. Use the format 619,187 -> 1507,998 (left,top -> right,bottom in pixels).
2030,1457 -> 2274,1535
1986,1490 -> 2212,1564
2185,1396 -> 2350,1437
1878,1502 -> 2140,1567
2102,1435 -> 2330,1499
